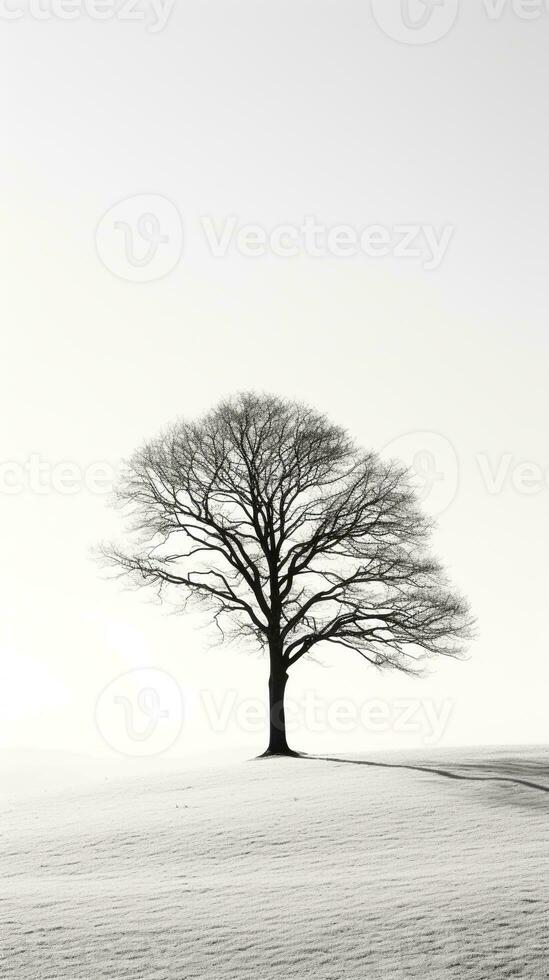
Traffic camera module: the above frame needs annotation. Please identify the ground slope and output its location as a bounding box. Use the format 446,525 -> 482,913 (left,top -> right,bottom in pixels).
1,747 -> 548,979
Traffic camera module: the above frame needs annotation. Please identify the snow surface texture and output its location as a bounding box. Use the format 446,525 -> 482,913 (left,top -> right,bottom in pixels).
2,747 -> 548,979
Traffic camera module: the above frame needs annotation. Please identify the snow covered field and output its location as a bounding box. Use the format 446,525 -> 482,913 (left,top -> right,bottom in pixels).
2,747 -> 548,979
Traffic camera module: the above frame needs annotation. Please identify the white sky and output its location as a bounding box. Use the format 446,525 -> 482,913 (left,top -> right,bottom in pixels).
1,1 -> 548,764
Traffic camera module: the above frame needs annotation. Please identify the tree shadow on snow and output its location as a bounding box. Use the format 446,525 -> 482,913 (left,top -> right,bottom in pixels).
294,753 -> 549,796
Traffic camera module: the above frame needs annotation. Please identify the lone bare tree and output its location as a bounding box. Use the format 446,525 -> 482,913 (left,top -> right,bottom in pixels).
103,393 -> 473,756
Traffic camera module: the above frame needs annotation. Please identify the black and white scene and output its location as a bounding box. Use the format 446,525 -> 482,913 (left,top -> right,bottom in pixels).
1,2 -> 548,978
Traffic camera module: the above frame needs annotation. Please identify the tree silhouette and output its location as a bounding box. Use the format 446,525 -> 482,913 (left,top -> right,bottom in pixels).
103,393 -> 473,756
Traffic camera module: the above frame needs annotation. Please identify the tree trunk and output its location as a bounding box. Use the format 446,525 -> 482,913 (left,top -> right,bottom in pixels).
265,667 -> 293,756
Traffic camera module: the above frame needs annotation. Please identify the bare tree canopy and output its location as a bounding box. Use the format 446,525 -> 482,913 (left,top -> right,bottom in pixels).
103,392 -> 473,755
